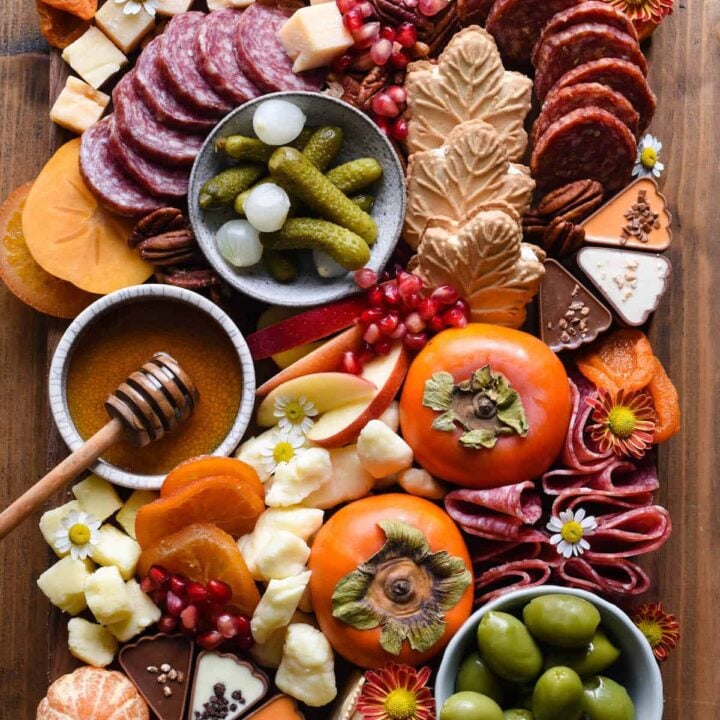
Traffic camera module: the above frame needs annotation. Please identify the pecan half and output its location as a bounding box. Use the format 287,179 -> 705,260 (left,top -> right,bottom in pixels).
536,180 -> 604,223
521,210 -> 550,244
138,230 -> 203,267
542,218 -> 586,259
129,207 -> 186,247
155,267 -> 220,290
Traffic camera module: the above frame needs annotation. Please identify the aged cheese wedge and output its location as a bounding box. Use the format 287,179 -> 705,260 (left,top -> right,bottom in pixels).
95,0 -> 155,53
61,26 -> 128,89
50,76 -> 109,135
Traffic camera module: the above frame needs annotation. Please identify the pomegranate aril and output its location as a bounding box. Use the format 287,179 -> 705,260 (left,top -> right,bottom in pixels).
186,581 -> 210,604
431,284 -> 459,305
378,312 -> 399,335
331,53 -> 354,73
342,351 -> 363,375
418,0 -> 447,16
404,332 -> 428,351
454,298 -> 470,316
235,616 -> 251,636
427,315 -> 446,332
236,635 -> 255,652
150,589 -> 167,606
359,307 -> 384,326
382,282 -> 401,305
168,575 -> 187,597
390,117 -> 409,142
374,338 -> 392,355
389,51 -> 410,69
357,0 -> 374,16
180,604 -> 200,631
390,322 -> 407,340
397,271 -> 422,299
370,38 -> 393,65
374,115 -> 390,134
354,267 -> 378,288
385,85 -> 407,105
352,21 -> 380,49
343,6 -> 364,31
140,576 -> 158,594
216,613 -> 242,639
149,565 -> 169,588
380,25 -> 396,40
405,311 -> 425,333
197,630 -> 225,651
363,323 -> 381,344
158,615 -> 178,634
395,22 -> 417,48
418,297 -> 439,320
443,308 -> 468,328
336,0 -> 357,12
404,0 -> 419,7
206,579 -> 232,605
366,285 -> 384,308
166,590 -> 186,617
404,291 -> 422,309
371,92 -> 400,118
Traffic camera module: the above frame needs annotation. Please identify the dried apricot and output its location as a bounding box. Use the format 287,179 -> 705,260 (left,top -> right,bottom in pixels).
135,475 -> 264,549
576,329 -> 655,393
36,0 -> 90,49
137,523 -> 260,616
647,357 -> 680,443
162,456 -> 264,500
42,0 -> 97,22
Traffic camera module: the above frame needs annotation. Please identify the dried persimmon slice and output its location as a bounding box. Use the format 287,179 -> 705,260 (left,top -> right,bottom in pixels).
162,456 -> 264,500
647,356 -> 680,443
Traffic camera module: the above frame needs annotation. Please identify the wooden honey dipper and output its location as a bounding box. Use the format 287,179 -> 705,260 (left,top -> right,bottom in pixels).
0,352 -> 199,540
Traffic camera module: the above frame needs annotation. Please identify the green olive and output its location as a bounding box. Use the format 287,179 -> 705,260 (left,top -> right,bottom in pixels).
544,630 -> 621,676
477,612 -> 543,683
523,594 -> 601,649
440,692 -> 504,720
456,651 -> 504,704
582,676 -> 636,720
503,710 -> 534,720
532,666 -> 583,720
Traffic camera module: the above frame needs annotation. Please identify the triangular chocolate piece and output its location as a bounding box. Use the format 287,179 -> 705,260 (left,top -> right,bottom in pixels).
540,259 -> 612,352
119,633 -> 194,720
581,178 -> 672,251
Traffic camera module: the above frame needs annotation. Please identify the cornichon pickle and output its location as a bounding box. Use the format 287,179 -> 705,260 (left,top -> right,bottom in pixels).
262,218 -> 370,270
264,249 -> 297,283
199,164 -> 265,209
216,136 -> 274,163
350,193 -> 374,212
302,126 -> 344,171
325,158 -> 383,194
269,148 -> 377,244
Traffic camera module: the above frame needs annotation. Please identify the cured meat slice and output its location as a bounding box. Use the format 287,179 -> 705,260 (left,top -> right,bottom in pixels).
135,37 -> 217,132
543,456 -> 659,496
445,482 -> 543,540
485,0 -> 583,66
235,3 -> 324,93
80,118 -> 164,218
195,8 -> 260,105
534,24 -> 648,101
554,556 -> 650,598
109,118 -> 190,200
456,0 -> 495,26
530,107 -> 637,192
531,82 -> 640,146
470,536 -> 557,564
113,73 -> 204,169
160,12 -> 233,117
474,560 -> 553,606
584,505 -> 671,559
547,58 -> 656,134
531,1 -> 638,66
552,488 -> 654,517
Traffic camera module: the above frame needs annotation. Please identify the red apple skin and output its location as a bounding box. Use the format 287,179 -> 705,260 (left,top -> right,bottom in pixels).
256,325 -> 364,396
310,346 -> 410,449
246,296 -> 367,360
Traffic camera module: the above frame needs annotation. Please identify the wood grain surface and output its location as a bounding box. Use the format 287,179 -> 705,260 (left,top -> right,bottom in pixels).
1,0 -> 718,717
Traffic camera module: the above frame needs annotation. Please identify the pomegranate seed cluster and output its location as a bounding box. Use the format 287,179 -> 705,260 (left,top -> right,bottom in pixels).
141,565 -> 253,652
345,268 -> 469,373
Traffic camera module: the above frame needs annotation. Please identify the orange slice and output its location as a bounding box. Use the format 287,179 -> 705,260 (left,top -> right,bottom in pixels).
0,181 -> 99,318
22,139 -> 152,295
162,456 -> 264,500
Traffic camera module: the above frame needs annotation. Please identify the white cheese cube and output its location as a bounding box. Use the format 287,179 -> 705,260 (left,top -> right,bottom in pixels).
50,78 -> 110,136
116,489 -> 158,540
37,556 -> 95,615
95,0 -> 156,54
72,475 -> 122,522
278,4 -> 353,73
39,500 -> 81,556
84,566 -> 132,625
107,579 -> 162,642
61,27 -> 128,89
68,618 -> 118,667
156,0 -> 197,15
90,524 -> 141,580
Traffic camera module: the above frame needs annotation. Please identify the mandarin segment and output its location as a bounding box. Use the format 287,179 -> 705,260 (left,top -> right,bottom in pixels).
648,356 -> 681,443
161,456 -> 264,500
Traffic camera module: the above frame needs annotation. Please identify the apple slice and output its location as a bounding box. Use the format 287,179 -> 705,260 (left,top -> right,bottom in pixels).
246,296 -> 367,360
256,371 -> 377,427
256,325 -> 364,397
307,343 -> 409,448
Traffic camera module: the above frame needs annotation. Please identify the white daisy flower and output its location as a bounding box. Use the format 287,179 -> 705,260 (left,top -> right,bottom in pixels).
273,395 -> 318,436
633,133 -> 665,179
547,508 -> 597,559
114,0 -> 159,17
54,510 -> 101,560
260,430 -> 307,474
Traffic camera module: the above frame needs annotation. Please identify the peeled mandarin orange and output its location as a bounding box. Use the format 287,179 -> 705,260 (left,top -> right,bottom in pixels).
648,356 -> 681,443
137,523 -> 260,616
161,456 -> 264,500
135,475 -> 264,549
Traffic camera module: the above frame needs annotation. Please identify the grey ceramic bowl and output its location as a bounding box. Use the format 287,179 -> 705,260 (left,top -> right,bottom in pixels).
435,585 -> 663,719
48,284 -> 256,490
188,91 -> 406,307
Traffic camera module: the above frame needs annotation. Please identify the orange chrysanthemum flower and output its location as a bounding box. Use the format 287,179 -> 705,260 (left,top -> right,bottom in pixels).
630,602 -> 680,661
357,664 -> 435,720
605,0 -> 674,24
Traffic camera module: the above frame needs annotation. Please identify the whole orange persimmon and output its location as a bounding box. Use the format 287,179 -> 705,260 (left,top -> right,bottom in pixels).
400,325 -> 572,488
308,494 -> 473,669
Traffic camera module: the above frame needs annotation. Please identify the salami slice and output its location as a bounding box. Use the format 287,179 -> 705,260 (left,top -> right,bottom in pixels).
235,3 -> 324,93
534,24 -> 648,101
135,37 -> 217,132
543,457 -> 659,497
160,12 -> 233,117
109,117 -> 190,200
470,536 -> 557,565
532,83 -> 640,146
474,560 -> 553,606
195,8 -> 261,105
485,0 -> 583,66
531,1 -> 638,66
530,107 -> 636,192
80,119 -> 165,218
113,73 -> 204,169
554,556 -> 650,598
456,0 -> 495,26
583,505 -> 671,559
548,58 -> 657,134
552,489 -> 655,517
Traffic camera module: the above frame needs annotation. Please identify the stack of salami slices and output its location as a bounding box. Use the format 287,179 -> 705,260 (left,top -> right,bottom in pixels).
80,5 -> 324,217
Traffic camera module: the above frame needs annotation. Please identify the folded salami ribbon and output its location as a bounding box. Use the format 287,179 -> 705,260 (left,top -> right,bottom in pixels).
468,536 -> 558,565
554,556 -> 650,599
552,488 -> 654,517
584,505 -> 671,559
474,559 -> 554,607
543,455 -> 659,496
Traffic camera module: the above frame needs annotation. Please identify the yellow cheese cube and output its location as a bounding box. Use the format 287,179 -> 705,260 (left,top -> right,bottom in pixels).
72,475 -> 123,522
68,618 -> 118,667
116,489 -> 158,540
107,580 -> 162,642
37,556 -> 95,616
95,0 -> 156,53
278,3 -> 353,73
207,0 -> 255,8
61,27 -> 128,89
39,500 -> 81,556
157,0 -> 197,15
90,525 -> 141,580
84,566 -> 132,625
50,78 -> 109,136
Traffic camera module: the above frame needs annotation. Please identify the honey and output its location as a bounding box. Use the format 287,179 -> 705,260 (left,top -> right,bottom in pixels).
66,299 -> 243,475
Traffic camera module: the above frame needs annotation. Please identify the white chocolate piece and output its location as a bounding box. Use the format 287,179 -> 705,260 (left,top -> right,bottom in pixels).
106,579 -> 162,642
61,27 -> 128,89
95,0 -> 155,53
251,571 -> 311,644
72,475 -> 122,522
115,490 -> 158,540
397,467 -> 448,500
37,556 -> 95,615
90,525 -> 141,580
39,500 -> 81,556
265,448 -> 332,507
84,566 -> 132,625
50,78 -> 110,136
68,618 -> 118,667
357,419 -> 414,478
156,0 -> 197,15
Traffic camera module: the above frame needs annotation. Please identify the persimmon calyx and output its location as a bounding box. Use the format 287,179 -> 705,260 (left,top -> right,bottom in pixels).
422,365 -> 529,449
331,519 -> 471,655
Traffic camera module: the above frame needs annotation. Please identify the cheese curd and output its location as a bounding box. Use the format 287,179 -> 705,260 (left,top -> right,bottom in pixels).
265,447 -> 332,507
357,419 -> 414,479
251,571 -> 311,644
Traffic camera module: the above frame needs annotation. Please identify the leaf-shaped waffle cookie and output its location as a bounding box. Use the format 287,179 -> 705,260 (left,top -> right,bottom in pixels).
404,120 -> 535,249
405,26 -> 532,160
410,206 -> 545,328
